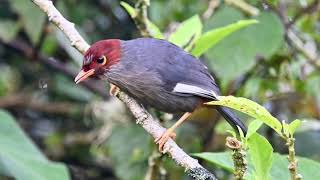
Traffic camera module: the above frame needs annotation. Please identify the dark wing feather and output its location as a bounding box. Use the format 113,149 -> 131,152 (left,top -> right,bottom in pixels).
121,38 -> 220,98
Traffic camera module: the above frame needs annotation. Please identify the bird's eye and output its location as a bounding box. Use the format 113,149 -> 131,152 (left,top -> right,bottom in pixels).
97,56 -> 107,65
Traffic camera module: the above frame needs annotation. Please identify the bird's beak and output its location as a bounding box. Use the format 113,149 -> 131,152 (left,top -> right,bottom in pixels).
74,69 -> 95,84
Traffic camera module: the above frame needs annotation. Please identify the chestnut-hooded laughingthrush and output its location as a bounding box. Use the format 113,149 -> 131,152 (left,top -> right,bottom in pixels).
74,38 -> 247,151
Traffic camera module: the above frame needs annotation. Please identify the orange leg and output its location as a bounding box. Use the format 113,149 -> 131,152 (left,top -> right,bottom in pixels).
109,83 -> 120,96
155,112 -> 192,152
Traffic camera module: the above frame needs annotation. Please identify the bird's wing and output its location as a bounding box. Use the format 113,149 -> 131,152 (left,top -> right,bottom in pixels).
122,38 -> 220,98
172,83 -> 218,100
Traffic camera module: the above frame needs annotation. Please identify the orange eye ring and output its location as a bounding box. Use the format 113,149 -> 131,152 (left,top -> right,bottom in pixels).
97,55 -> 107,65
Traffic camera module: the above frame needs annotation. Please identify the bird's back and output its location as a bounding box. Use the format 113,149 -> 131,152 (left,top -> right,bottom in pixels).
106,38 -> 219,112
121,38 -> 219,93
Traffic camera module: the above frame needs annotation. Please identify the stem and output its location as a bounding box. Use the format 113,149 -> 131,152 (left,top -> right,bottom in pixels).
285,136 -> 302,180
134,0 -> 151,37
226,137 -> 247,180
144,150 -> 166,180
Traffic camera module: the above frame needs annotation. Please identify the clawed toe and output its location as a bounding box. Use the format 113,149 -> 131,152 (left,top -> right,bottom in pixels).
155,130 -> 176,152
109,84 -> 120,96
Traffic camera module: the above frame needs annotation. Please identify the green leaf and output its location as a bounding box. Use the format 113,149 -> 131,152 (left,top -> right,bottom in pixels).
206,96 -> 282,134
0,20 -> 20,42
146,21 -> 164,39
168,15 -> 202,50
191,19 -> 258,57
204,8 -> 284,84
193,151 -> 320,179
10,0 -> 45,44
106,124 -> 152,180
288,119 -> 302,135
246,120 -> 263,139
247,133 -> 273,180
271,153 -> 320,179
0,110 -> 70,180
194,148 -> 320,180
192,152 -> 234,172
120,1 -> 136,17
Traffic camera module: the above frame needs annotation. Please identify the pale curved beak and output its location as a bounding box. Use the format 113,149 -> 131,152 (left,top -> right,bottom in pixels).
74,69 -> 95,84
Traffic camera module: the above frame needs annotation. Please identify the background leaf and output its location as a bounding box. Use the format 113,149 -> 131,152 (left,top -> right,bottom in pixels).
10,0 -> 45,44
192,152 -> 234,172
194,151 -> 320,180
271,154 -> 320,179
120,1 -> 136,17
247,133 -> 273,180
0,20 -> 20,42
106,124 -> 152,180
0,110 -> 70,180
168,15 -> 202,50
191,19 -> 258,57
204,6 -> 284,85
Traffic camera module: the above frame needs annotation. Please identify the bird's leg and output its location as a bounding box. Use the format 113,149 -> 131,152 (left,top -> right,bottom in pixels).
109,83 -> 120,96
155,112 -> 192,152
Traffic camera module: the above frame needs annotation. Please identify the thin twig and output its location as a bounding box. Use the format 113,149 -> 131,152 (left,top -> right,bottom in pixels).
144,150 -> 166,180
0,93 -> 82,115
286,0 -> 320,28
31,0 -> 217,179
202,0 -> 220,20
225,0 -> 259,16
287,29 -> 320,68
134,0 -> 151,37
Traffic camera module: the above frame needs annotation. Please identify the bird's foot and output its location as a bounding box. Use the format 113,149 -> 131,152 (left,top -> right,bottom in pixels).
155,129 -> 176,152
109,84 -> 120,96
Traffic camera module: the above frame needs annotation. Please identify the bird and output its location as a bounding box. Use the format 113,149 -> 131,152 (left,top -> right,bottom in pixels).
74,38 -> 247,151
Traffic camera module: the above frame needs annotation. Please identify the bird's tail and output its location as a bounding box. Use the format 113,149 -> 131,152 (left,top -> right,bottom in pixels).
216,106 -> 247,135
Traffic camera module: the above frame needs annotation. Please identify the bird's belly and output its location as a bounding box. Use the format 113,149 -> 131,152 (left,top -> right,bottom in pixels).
136,93 -> 202,113
110,79 -> 201,113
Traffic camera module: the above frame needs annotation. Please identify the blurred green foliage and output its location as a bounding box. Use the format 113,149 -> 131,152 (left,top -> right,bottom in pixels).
0,0 -> 320,179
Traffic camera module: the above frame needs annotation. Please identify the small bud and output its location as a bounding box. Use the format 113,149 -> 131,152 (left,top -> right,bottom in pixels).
226,137 -> 241,150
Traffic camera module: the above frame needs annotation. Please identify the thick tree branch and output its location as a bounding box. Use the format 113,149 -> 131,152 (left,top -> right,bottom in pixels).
31,0 -> 216,179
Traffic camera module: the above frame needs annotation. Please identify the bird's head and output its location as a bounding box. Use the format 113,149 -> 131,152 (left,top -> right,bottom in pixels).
74,39 -> 121,84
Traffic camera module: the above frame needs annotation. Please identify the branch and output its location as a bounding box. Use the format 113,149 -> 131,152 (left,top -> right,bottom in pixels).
2,39 -> 109,99
0,93 -> 82,115
31,0 -> 217,179
32,0 -> 89,54
225,0 -> 259,16
202,0 -> 220,20
134,0 -> 151,37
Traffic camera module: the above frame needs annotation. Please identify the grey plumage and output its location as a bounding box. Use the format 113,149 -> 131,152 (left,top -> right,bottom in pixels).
104,38 -> 247,133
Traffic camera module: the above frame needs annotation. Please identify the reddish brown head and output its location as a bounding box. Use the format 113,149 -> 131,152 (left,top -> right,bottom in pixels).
74,39 -> 121,84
